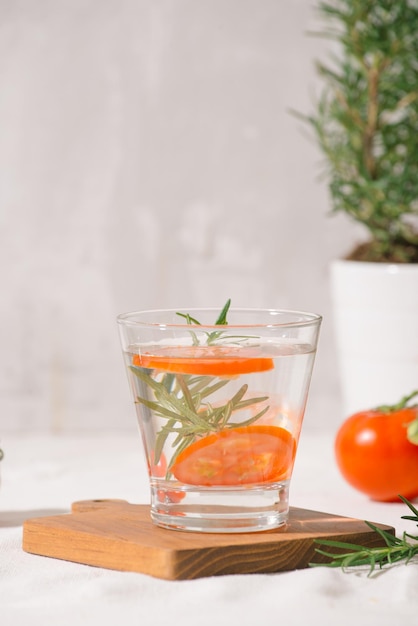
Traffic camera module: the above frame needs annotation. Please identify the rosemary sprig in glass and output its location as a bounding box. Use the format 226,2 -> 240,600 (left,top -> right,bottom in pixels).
176,299 -> 257,346
130,300 -> 270,474
310,495 -> 418,576
130,368 -> 269,472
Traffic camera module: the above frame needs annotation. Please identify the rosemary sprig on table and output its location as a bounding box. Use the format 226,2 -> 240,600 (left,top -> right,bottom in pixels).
130,367 -> 269,471
310,495 -> 418,576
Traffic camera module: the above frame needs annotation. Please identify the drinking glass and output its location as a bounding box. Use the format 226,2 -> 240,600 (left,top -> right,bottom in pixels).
117,306 -> 321,533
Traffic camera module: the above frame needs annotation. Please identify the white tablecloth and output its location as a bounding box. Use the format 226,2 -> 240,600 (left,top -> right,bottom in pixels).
1,431 -> 417,625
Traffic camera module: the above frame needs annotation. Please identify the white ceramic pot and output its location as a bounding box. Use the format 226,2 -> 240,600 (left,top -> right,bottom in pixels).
330,259 -> 418,418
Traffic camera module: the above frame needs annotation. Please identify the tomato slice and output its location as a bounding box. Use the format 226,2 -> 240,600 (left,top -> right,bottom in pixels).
132,346 -> 274,377
171,425 -> 296,486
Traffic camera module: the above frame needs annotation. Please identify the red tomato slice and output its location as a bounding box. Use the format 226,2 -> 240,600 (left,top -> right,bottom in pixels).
171,425 -> 296,486
132,346 -> 274,377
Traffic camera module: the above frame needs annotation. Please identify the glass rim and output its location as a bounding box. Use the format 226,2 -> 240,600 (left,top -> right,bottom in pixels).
116,307 -> 322,329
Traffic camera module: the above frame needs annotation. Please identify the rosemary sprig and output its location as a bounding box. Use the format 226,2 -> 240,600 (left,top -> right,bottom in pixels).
176,299 -> 257,346
130,367 -> 269,472
310,495 -> 418,576
131,300 -> 271,475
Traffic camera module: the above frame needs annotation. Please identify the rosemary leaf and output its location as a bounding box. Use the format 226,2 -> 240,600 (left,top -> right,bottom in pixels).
218,401 -> 233,429
214,298 -> 231,325
175,312 -> 201,325
233,395 -> 269,410
154,418 -> 177,464
209,334 -> 260,344
233,405 -> 270,427
365,522 -> 404,547
167,436 -> 195,472
135,396 -> 182,421
228,384 -> 249,406
197,379 -> 230,399
175,312 -> 200,345
176,374 -> 197,413
400,494 -> 418,517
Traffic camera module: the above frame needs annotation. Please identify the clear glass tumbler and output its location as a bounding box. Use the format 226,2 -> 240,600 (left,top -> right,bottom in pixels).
117,305 -> 321,533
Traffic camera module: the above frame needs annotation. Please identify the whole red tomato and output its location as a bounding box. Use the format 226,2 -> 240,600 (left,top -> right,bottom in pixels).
335,391 -> 418,502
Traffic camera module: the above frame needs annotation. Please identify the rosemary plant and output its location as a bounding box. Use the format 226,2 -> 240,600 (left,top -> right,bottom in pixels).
305,0 -> 418,262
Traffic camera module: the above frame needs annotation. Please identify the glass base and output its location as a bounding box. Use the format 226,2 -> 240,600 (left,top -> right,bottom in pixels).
150,481 -> 290,533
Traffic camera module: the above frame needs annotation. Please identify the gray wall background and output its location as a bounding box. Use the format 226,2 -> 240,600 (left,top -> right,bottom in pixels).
1,0 -> 362,433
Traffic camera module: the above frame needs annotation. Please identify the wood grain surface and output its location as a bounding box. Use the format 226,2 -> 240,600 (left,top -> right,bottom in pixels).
22,499 -> 395,580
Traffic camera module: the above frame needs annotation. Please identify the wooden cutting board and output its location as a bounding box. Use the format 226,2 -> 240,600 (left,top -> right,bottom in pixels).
22,499 -> 394,580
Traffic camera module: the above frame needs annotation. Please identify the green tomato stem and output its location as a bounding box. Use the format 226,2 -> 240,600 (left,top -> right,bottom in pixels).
374,390 -> 418,447
375,390 -> 418,414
